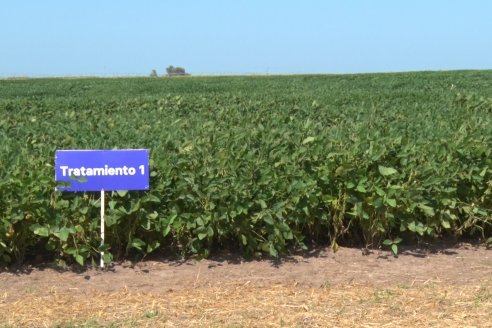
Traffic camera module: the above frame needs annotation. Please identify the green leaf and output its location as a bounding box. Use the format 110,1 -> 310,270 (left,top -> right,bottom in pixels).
162,225 -> 171,237
283,231 -> 294,240
375,187 -> 386,196
102,253 -> 113,264
302,136 -> 315,145
268,244 -> 278,257
485,237 -> 492,246
147,211 -> 158,220
418,204 -> 435,217
75,254 -> 85,266
129,200 -> 141,214
383,239 -> 393,246
391,244 -> 398,256
441,220 -> 451,229
116,190 -> 128,197
98,243 -> 110,252
356,185 -> 367,193
143,194 -> 160,203
146,241 -> 160,253
415,223 -> 426,236
386,198 -> 397,208
108,200 -> 117,210
241,234 -> 247,246
31,224 -> 49,237
346,182 -> 355,189
55,227 -> 71,242
140,217 -> 152,231
263,215 -> 274,225
378,165 -> 398,176
198,232 -> 208,240
130,238 -> 145,251
258,199 -> 267,209
335,166 -> 345,177
373,197 -> 384,209
303,206 -> 309,216
278,222 -> 291,232
64,247 -> 77,255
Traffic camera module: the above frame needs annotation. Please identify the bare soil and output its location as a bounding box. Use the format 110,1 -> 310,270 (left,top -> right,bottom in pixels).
1,243 -> 491,327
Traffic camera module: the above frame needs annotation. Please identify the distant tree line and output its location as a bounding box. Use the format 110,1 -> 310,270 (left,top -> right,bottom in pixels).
166,65 -> 188,76
150,66 -> 189,77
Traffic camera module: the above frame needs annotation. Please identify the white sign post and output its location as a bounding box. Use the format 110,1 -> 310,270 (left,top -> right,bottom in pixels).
100,190 -> 105,268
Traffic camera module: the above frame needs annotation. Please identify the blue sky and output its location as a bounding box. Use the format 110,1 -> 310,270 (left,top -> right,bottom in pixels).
1,1 -> 491,76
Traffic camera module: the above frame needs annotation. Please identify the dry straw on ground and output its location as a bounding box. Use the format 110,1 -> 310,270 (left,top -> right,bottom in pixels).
1,281 -> 491,328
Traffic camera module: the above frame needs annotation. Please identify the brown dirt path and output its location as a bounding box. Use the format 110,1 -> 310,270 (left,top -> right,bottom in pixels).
0,243 -> 491,327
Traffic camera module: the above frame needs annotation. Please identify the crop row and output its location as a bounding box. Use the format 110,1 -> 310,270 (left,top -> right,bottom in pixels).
1,73 -> 491,265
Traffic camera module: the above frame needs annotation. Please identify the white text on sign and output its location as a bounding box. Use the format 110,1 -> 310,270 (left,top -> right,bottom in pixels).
59,165 -> 145,177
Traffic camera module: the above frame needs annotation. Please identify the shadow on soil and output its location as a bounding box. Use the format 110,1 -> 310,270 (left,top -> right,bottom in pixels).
1,239 -> 488,275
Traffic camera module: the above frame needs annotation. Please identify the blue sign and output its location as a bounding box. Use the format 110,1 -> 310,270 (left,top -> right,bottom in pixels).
55,149 -> 149,192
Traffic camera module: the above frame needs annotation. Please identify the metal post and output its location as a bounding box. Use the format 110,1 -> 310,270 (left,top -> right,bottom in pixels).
100,189 -> 105,268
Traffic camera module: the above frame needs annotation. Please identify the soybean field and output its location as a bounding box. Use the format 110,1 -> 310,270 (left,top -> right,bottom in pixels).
1,71 -> 492,266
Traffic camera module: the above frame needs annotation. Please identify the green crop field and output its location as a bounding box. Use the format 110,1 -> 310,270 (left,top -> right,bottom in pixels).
1,71 -> 492,266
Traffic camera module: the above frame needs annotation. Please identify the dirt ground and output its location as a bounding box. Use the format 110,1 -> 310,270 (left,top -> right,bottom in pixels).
1,243 -> 491,327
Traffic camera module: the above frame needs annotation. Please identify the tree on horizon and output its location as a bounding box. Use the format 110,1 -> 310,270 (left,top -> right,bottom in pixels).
166,65 -> 188,76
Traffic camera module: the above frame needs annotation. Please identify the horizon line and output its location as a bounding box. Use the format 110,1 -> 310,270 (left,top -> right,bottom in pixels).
1,68 -> 491,80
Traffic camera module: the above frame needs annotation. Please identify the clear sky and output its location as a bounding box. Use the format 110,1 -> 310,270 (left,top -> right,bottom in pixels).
1,0 -> 491,77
